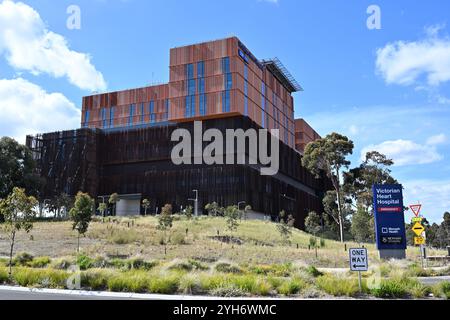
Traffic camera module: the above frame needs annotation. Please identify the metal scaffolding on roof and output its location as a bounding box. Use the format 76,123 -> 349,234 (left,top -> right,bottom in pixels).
261,58 -> 303,93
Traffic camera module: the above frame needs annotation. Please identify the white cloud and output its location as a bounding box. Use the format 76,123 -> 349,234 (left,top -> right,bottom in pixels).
361,138 -> 443,166
427,133 -> 447,145
376,26 -> 450,87
0,0 -> 106,91
404,179 -> 450,223
0,78 -> 80,143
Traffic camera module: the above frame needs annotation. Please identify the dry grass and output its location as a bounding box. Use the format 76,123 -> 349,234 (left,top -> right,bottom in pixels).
0,216 -> 446,268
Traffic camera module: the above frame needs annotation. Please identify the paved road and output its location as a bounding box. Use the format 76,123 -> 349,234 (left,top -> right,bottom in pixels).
0,287 -> 131,300
417,276 -> 450,286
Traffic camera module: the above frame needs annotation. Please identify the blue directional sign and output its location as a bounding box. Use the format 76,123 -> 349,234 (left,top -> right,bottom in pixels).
373,184 -> 407,250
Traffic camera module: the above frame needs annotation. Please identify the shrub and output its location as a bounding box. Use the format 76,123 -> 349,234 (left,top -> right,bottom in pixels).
148,274 -> 180,294
29,257 -> 51,268
12,252 -> 34,266
108,229 -> 143,245
12,268 -> 68,288
77,254 -> 94,270
50,258 -> 74,270
305,266 -> 323,278
81,269 -> 114,291
171,231 -> 187,245
441,282 -> 450,299
316,275 -> 360,297
167,260 -> 193,272
249,264 -> 292,277
199,274 -> 229,291
231,275 -> 257,293
188,259 -> 209,271
409,283 -> 431,299
179,273 -> 203,295
0,267 -> 8,284
277,277 -> 307,296
215,262 -> 242,274
210,286 -> 247,297
371,278 -> 409,299
107,271 -> 150,293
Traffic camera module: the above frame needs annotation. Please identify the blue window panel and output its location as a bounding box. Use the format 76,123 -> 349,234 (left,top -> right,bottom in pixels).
225,73 -> 232,90
222,57 -> 230,74
149,101 -> 155,114
186,63 -> 194,80
222,90 -> 231,113
165,99 -> 170,113
190,95 -> 196,117
188,79 -> 196,95
244,64 -> 248,80
140,103 -> 145,123
198,78 -> 205,94
129,104 -> 135,126
199,94 -> 206,116
109,107 -> 115,128
197,61 -> 205,78
185,96 -> 191,117
84,110 -> 90,128
244,96 -> 248,116
151,114 -> 156,123
101,108 -> 107,128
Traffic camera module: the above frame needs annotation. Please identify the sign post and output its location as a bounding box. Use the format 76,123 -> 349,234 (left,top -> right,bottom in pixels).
372,184 -> 407,259
349,248 -> 369,293
410,204 -> 427,268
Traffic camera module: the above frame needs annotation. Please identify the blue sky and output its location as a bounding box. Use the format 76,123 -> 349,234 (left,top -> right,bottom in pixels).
0,0 -> 449,222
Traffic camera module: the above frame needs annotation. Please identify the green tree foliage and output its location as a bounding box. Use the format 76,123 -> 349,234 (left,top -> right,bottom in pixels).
302,133 -> 354,242
205,202 -> 224,217
69,192 -> 94,252
224,205 -> 240,234
0,187 -> 38,278
305,211 -> 322,235
0,137 -> 42,221
158,204 -> 173,255
108,193 -> 120,216
277,210 -> 295,245
142,199 -> 151,216
344,151 -> 397,211
351,206 -> 375,243
98,202 -> 108,218
184,205 -> 193,220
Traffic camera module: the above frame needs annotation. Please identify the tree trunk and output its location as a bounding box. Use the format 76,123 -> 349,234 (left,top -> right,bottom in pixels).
334,169 -> 345,243
8,230 -> 16,280
77,233 -> 80,253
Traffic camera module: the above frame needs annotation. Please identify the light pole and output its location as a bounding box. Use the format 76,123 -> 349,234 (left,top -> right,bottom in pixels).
188,190 -> 199,217
238,201 -> 246,221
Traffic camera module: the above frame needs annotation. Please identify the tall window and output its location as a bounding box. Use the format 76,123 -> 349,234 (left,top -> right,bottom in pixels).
186,63 -> 194,80
222,57 -> 232,113
149,101 -> 155,123
199,94 -> 206,116
101,108 -> 107,128
244,65 -> 249,116
197,61 -> 205,79
185,95 -> 195,117
83,110 -> 90,128
129,104 -> 135,126
109,107 -> 115,128
140,103 -> 145,123
164,99 -> 170,121
222,90 -> 230,113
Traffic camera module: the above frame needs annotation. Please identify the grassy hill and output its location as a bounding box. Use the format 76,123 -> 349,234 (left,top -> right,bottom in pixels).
0,215 -> 445,268
1,216 -> 449,299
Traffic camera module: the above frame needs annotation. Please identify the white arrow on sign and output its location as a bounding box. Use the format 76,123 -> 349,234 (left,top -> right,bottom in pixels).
349,248 -> 369,272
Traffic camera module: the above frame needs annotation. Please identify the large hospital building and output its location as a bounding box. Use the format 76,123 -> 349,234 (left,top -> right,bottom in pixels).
26,37 -> 328,228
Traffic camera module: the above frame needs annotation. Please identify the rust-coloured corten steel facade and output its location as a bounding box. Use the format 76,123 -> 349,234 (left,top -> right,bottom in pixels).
295,118 -> 321,153
82,37 -> 299,149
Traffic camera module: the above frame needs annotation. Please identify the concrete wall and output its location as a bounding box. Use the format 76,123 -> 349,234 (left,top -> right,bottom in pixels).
116,199 -> 141,217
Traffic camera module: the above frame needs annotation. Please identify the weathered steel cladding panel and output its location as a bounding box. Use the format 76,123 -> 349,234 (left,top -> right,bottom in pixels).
27,116 -> 329,229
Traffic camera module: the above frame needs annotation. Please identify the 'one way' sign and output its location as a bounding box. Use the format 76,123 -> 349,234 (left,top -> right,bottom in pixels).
349,248 -> 368,272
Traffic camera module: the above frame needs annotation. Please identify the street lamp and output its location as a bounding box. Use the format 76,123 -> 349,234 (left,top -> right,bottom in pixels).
188,190 -> 199,217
